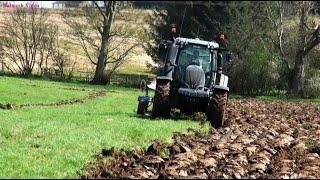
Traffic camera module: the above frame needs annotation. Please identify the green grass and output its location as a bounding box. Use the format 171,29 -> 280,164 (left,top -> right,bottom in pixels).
119,64 -> 154,76
229,94 -> 320,105
0,77 -> 90,104
253,95 -> 320,104
0,76 -> 209,178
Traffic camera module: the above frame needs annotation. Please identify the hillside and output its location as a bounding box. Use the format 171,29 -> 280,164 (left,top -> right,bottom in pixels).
0,8 -> 156,77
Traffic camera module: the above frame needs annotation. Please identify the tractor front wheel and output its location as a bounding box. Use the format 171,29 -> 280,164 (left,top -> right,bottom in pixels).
206,90 -> 228,128
151,80 -> 171,118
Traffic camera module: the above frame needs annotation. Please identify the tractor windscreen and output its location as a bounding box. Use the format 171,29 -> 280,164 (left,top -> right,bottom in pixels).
177,44 -> 216,73
174,44 -> 217,87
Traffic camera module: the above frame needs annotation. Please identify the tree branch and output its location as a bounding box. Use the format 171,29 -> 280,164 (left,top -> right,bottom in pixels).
79,37 -> 97,65
303,26 -> 320,56
94,1 -> 107,21
265,1 -> 291,71
106,43 -> 139,64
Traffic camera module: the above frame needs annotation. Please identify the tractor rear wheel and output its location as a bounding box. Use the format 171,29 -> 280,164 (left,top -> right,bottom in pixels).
151,80 -> 171,118
207,90 -> 228,128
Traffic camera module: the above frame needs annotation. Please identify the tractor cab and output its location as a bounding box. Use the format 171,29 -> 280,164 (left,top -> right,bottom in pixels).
170,38 -> 219,90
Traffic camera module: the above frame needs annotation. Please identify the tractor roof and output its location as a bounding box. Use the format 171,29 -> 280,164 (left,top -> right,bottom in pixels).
175,37 -> 219,49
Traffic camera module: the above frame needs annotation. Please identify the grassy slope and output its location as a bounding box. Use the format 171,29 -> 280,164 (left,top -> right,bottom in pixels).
0,76 -> 209,178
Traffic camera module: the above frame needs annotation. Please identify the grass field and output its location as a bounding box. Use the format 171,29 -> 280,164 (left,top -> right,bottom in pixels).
0,76 -> 209,178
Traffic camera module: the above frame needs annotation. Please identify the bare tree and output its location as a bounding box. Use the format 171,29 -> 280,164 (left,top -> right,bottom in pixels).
38,25 -> 58,76
52,48 -> 72,80
63,1 -> 142,85
266,1 -> 320,96
1,8 -> 54,77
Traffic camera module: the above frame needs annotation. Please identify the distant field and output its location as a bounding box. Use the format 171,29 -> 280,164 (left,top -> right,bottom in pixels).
0,76 -> 208,178
0,7 -> 156,77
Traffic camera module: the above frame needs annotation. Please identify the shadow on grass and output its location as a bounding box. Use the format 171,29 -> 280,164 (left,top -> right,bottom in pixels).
130,110 -> 207,125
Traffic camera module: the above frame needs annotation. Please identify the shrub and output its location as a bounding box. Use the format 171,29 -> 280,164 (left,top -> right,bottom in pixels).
302,76 -> 320,98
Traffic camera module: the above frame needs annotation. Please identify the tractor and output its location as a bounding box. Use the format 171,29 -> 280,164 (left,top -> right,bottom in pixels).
137,24 -> 232,128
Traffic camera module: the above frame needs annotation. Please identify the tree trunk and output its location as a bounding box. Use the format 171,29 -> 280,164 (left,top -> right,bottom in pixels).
288,2 -> 308,96
22,67 -> 33,77
90,1 -> 117,85
289,54 -> 304,96
91,53 -> 107,84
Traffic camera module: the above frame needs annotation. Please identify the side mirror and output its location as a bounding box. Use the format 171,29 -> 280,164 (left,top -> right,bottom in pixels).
158,43 -> 167,60
225,52 -> 233,63
159,43 -> 166,53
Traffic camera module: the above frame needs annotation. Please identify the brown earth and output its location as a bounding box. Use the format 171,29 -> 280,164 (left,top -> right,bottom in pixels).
80,98 -> 320,179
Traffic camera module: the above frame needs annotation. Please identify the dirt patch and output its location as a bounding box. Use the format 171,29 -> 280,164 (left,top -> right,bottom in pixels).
28,84 -> 90,91
80,98 -> 320,179
0,103 -> 15,110
0,90 -> 106,110
20,90 -> 106,108
59,87 -> 89,91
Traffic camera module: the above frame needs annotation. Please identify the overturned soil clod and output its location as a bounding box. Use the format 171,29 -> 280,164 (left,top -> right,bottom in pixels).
80,98 -> 320,179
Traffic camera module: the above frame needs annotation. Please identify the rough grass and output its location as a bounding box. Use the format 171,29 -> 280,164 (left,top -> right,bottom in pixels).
254,95 -> 320,105
0,77 -> 89,104
229,93 -> 320,105
0,7 -> 156,76
0,76 -> 209,178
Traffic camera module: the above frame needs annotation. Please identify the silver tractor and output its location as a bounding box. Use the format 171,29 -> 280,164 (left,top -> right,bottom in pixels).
137,25 -> 232,128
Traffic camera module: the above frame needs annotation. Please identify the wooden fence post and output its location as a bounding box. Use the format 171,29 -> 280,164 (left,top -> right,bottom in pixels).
1,57 -> 3,73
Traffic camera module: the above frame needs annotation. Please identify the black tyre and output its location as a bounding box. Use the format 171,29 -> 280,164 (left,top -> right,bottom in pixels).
137,100 -> 148,115
206,90 -> 228,128
151,80 -> 171,118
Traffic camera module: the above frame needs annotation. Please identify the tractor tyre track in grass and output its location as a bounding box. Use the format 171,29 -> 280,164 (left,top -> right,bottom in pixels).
0,90 -> 106,110
27,84 -> 91,92
81,98 -> 320,179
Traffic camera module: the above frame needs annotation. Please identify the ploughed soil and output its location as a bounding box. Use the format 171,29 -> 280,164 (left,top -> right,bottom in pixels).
81,98 -> 320,179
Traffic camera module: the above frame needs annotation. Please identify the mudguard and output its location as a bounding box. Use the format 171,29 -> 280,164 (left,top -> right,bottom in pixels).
214,74 -> 229,91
